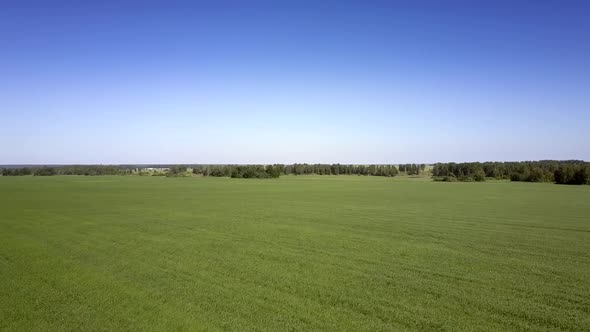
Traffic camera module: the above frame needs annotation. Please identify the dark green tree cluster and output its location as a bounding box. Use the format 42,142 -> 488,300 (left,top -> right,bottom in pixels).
1,167 -> 33,176
231,165 -> 281,178
554,164 -> 590,185
398,164 -> 425,175
191,164 -> 398,177
166,165 -> 188,177
284,164 -> 398,177
60,165 -> 130,175
432,160 -> 589,184
193,165 -> 233,177
1,165 -> 131,176
192,165 -> 283,178
431,163 -> 485,182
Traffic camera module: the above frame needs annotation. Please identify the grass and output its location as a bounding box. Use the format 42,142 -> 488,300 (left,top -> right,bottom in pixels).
1,175 -> 589,331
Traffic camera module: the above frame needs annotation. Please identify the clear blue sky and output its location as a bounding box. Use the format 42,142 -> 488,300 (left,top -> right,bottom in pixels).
1,1 -> 589,164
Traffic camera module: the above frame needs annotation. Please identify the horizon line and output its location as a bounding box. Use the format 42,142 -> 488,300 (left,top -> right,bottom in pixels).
1,159 -> 588,167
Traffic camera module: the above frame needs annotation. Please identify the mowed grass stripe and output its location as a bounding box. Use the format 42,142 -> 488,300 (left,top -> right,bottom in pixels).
1,176 -> 589,331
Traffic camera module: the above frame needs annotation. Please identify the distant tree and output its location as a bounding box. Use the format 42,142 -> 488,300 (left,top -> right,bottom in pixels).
265,165 -> 281,178
555,164 -> 590,184
473,169 -> 486,182
169,165 -> 187,175
432,160 -> 589,184
33,167 -> 57,176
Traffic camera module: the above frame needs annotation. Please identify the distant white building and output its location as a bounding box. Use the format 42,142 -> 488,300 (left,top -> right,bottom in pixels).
143,167 -> 169,172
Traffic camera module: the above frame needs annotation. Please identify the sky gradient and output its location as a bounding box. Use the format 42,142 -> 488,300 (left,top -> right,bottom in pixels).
1,1 -> 589,164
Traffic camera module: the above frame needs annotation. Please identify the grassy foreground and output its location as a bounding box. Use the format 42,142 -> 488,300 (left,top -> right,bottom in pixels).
1,176 -> 589,331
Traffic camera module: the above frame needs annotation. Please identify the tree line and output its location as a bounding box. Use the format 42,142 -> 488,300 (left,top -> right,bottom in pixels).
191,165 -> 282,178
1,165 -> 132,176
285,164 -> 399,176
192,164 -> 399,177
2,161 -> 588,184
398,164 -> 426,175
0,164 -> 400,178
432,161 -> 590,184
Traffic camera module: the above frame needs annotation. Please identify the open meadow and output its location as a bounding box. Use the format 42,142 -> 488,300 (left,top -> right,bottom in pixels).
1,176 -> 589,331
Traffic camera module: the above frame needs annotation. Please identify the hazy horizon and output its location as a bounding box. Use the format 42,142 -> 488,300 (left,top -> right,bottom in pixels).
2,1 -> 589,164
1,159 -> 588,168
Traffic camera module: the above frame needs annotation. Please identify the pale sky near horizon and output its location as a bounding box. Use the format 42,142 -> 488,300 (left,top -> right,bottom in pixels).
1,1 -> 589,164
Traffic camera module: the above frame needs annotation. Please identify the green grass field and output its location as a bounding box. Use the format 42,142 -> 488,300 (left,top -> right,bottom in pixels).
1,176 -> 589,331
